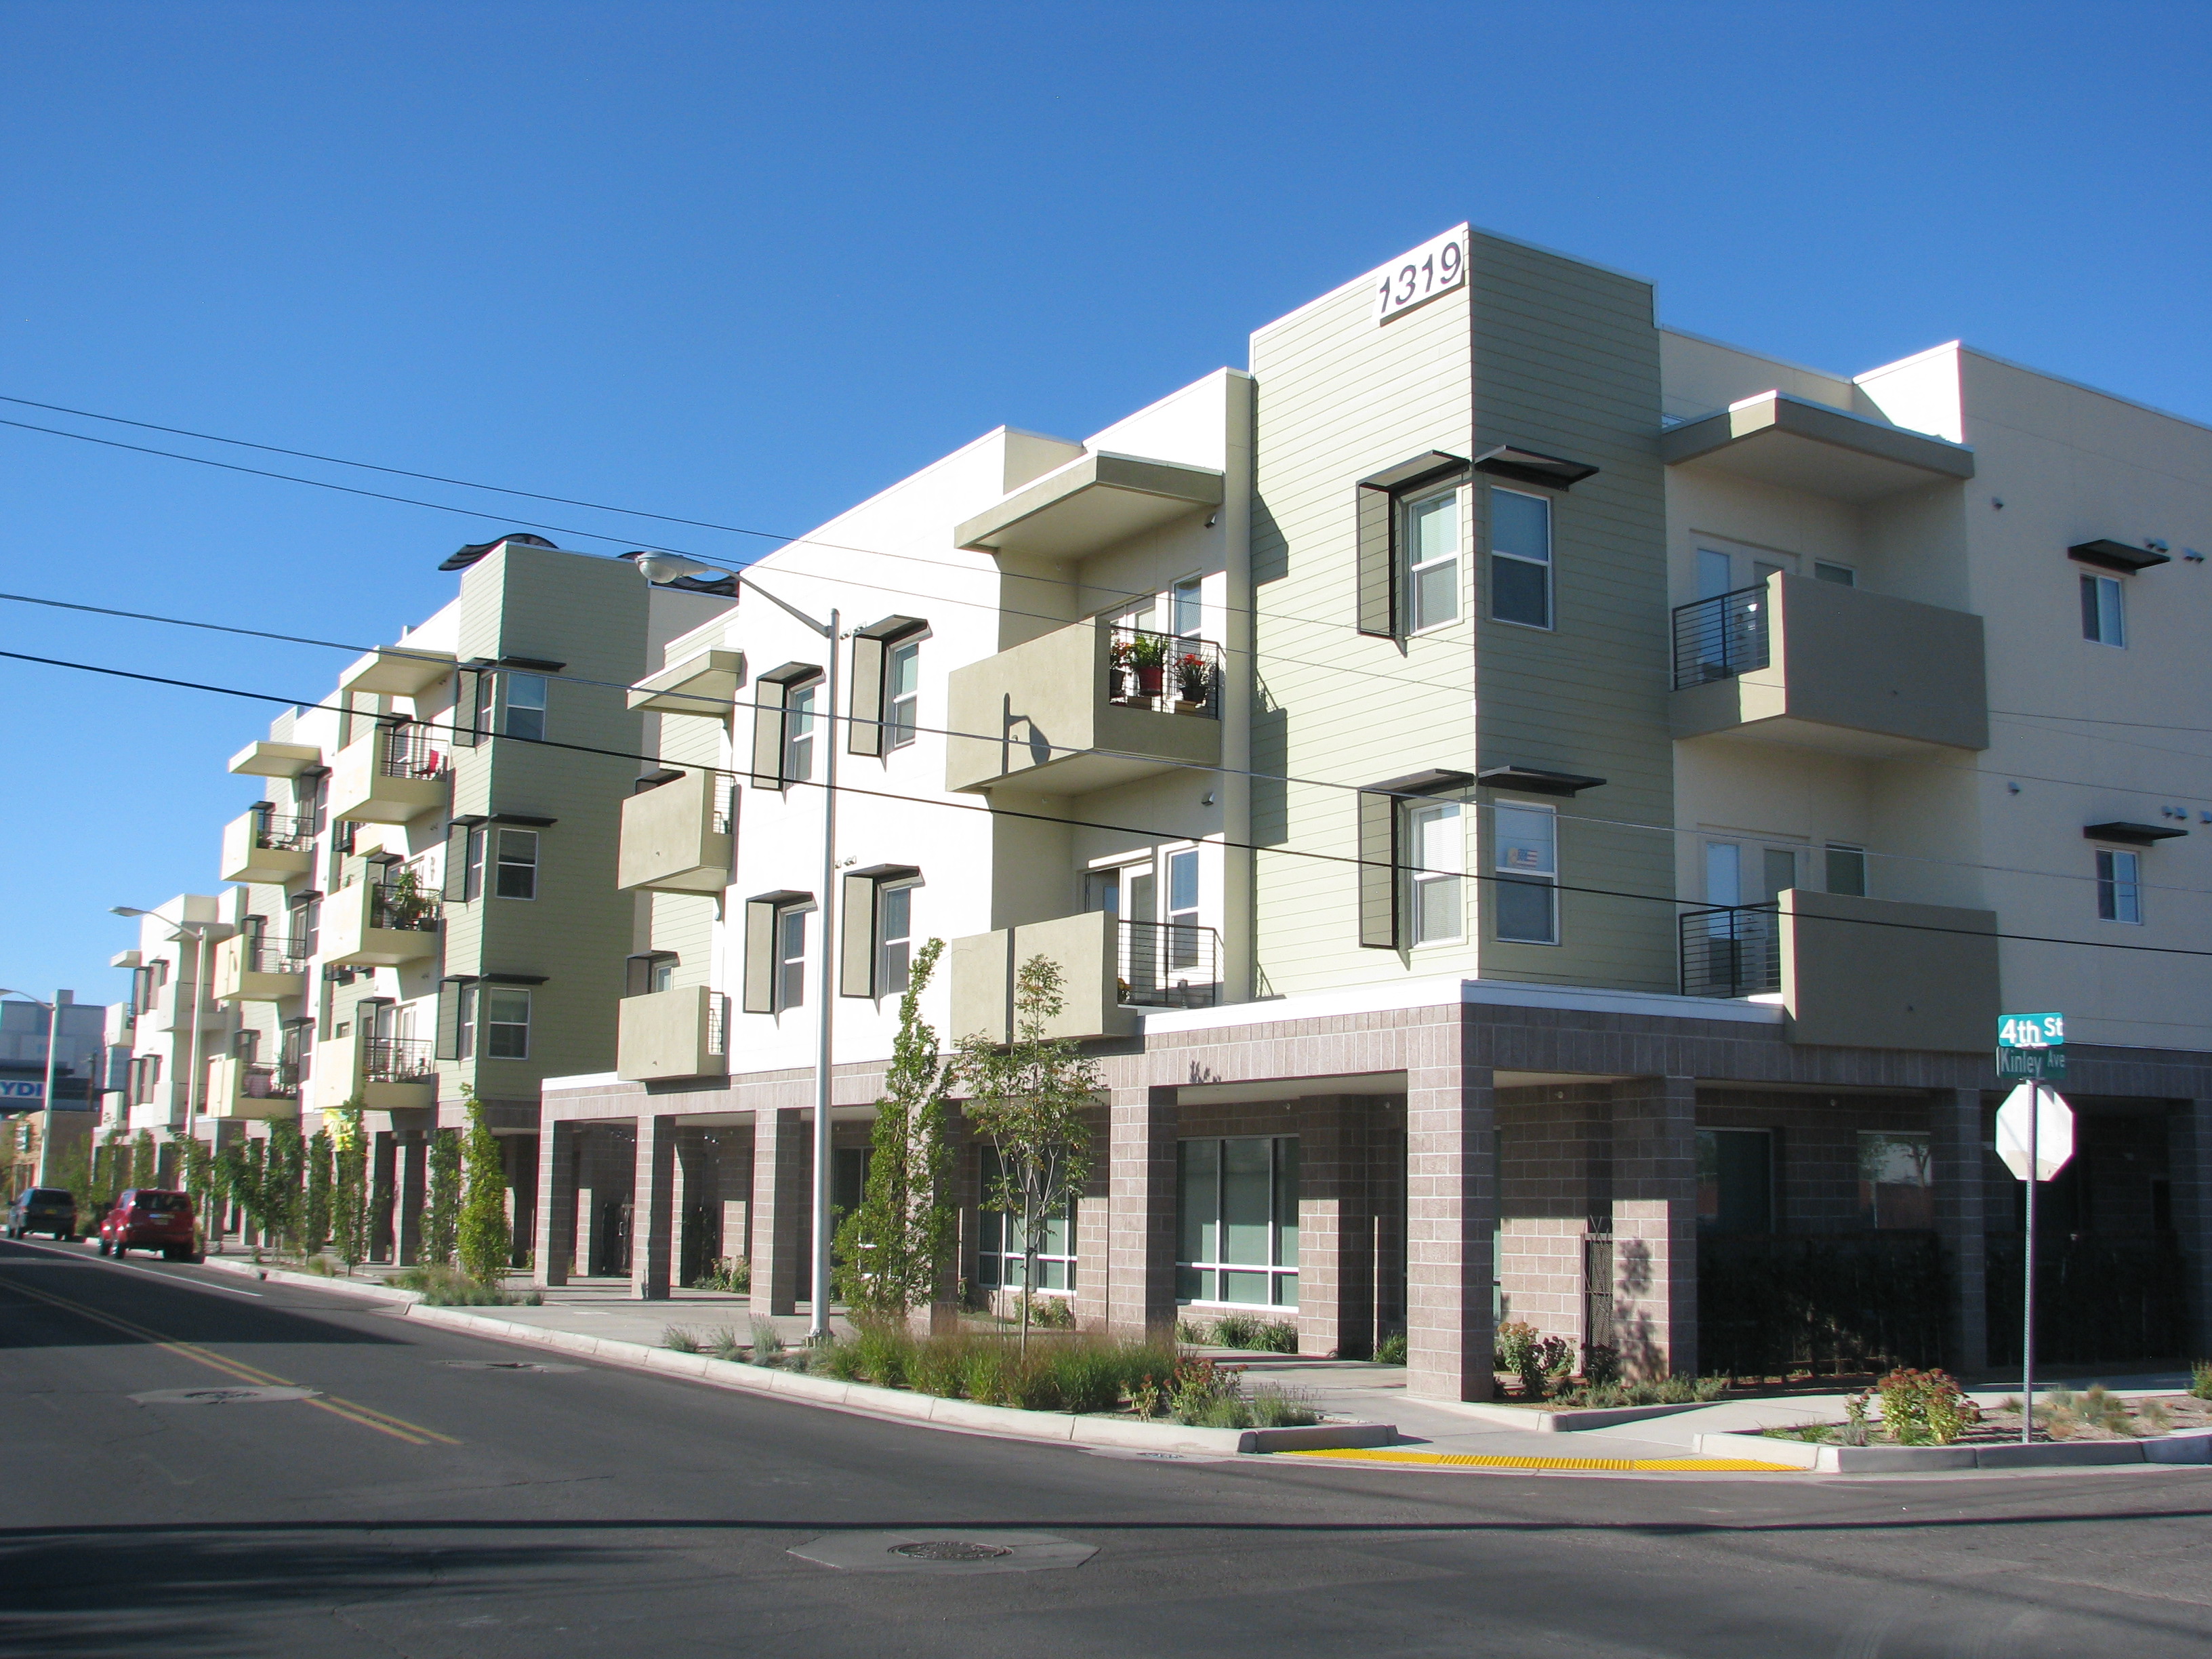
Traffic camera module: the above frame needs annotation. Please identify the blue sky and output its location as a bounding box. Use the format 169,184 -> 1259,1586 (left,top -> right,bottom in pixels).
1,1 -> 2205,1005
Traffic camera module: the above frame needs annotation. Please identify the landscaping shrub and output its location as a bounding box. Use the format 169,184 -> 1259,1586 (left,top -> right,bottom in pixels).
1873,1367 -> 1978,1446
663,1325 -> 703,1353
849,1321 -> 911,1388
1494,1320 -> 1567,1397
2192,1361 -> 2212,1401
691,1256 -> 751,1294
389,1263 -> 537,1306
708,1327 -> 744,1361
1551,1374 -> 1729,1409
1210,1311 -> 1264,1349
748,1317 -> 786,1367
1374,1331 -> 1408,1366
1579,1343 -> 1622,1387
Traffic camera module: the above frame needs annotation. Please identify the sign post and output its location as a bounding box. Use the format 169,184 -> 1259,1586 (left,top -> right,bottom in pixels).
1994,1013 -> 2072,1443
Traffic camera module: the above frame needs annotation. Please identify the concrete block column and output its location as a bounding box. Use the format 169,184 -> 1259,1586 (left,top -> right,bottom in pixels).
750,1107 -> 806,1317
2169,1099 -> 2212,1353
1611,1076 -> 1698,1380
396,1136 -> 427,1266
1296,1096 -> 1371,1358
632,1114 -> 677,1300
1105,1085 -> 1178,1339
532,1120 -> 577,1288
1405,1010 -> 1496,1403
1931,1086 -> 1989,1372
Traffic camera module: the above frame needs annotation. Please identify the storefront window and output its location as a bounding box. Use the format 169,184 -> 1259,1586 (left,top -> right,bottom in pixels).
1176,1135 -> 1298,1306
1859,1131 -> 1933,1229
976,1147 -> 1075,1292
1696,1128 -> 1772,1234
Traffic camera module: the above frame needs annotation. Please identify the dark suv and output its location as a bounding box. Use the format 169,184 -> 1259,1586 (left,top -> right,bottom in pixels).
99,1189 -> 197,1261
6,1187 -> 77,1240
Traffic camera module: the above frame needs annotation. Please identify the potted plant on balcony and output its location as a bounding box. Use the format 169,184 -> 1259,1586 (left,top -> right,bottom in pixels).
1174,651 -> 1210,713
383,865 -> 432,931
1125,630 -> 1168,699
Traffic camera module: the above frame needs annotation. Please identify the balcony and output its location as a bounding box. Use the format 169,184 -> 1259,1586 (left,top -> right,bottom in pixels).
310,1031 -> 437,1113
617,771 -> 733,894
950,911 -> 1223,1043
220,804 -> 315,886
615,985 -> 730,1082
337,644 -> 457,698
321,878 -> 443,968
148,977 -> 226,1032
210,936 -> 307,1004
627,647 -> 744,719
1670,575 -> 1987,758
954,451 -> 1223,568
330,722 -> 450,825
204,1055 -> 302,1121
1681,890 -> 1997,1052
944,619 -> 1223,794
228,739 -> 323,779
1660,391 -> 1975,504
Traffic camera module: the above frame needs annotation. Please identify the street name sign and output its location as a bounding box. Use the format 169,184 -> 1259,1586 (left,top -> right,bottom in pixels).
1996,1011 -> 2066,1079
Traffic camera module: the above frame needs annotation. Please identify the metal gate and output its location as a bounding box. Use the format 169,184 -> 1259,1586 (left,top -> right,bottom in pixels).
1583,1231 -> 1615,1350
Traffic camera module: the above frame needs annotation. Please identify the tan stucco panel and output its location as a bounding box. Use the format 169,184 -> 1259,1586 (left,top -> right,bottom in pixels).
1781,889 -> 1997,1052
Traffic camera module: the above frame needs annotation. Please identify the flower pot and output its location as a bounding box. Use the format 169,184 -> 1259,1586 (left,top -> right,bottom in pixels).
1136,665 -> 1165,696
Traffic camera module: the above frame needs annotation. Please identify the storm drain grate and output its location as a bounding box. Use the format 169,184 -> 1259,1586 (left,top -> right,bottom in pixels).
789,1530 -> 1097,1574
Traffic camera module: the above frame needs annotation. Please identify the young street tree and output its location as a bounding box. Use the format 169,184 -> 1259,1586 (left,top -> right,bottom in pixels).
833,938 -> 955,1321
954,954 -> 1103,1351
457,1088 -> 510,1284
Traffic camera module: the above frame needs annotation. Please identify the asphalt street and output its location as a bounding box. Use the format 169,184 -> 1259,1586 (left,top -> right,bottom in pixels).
3,1233 -> 2209,1658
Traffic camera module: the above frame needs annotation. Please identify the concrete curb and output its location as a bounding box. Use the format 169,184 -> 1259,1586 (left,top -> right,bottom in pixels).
1695,1427 -> 2212,1471
395,1303 -> 1396,1456
1418,1397 -> 1715,1434
194,1254 -> 423,1305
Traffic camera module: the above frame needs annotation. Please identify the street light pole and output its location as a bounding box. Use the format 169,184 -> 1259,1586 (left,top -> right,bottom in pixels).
633,554 -> 842,1340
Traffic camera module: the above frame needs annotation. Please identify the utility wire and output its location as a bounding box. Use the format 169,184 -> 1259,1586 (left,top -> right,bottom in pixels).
6,586 -> 2203,898
6,642 -> 2208,962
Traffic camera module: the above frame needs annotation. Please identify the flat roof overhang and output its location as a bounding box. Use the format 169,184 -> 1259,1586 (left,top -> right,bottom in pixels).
228,740 -> 324,779
1660,392 -> 1975,503
954,451 -> 1224,562
627,647 -> 744,716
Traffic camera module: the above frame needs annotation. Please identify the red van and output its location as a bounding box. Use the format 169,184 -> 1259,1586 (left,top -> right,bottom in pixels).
98,1189 -> 197,1261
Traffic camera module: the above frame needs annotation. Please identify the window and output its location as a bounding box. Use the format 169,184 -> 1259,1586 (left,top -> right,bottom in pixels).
976,1147 -> 1076,1292
1705,838 -> 1799,905
2081,574 -> 2125,646
493,830 -> 539,900
1166,848 -> 1200,968
482,987 -> 531,1059
1406,801 -> 1462,945
884,642 -> 920,750
1177,1136 -> 1298,1307
2097,847 -> 2142,924
504,674 -> 548,741
1489,488 -> 1552,629
876,882 -> 914,996
777,906 -> 808,1010
1824,844 -> 1866,898
1171,576 -> 1204,637
1492,802 -> 1557,945
1814,560 -> 1856,587
1696,546 -> 1735,600
783,682 -> 817,783
1858,1131 -> 1932,1229
1696,1128 -> 1772,1234
1404,487 -> 1460,632
472,671 -> 496,743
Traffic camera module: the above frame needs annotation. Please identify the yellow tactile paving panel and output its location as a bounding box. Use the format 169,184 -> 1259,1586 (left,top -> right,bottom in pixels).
1282,1447 -> 1801,1473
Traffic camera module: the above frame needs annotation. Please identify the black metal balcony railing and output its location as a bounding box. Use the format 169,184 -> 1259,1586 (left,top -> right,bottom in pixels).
1117,918 -> 1221,1009
705,991 -> 729,1057
366,881 -> 442,933
377,722 -> 449,780
240,1060 -> 301,1099
1671,585 -> 1770,690
249,805 -> 315,850
1106,627 -> 1222,717
1680,905 -> 1781,998
239,942 -> 306,977
363,1036 -> 434,1083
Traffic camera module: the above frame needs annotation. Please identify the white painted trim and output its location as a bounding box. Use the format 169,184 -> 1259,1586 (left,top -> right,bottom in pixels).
1140,975 -> 1785,1037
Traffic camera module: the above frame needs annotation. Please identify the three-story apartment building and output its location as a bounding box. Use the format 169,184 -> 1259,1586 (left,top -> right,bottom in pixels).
543,226 -> 2209,1399
171,535 -> 730,1256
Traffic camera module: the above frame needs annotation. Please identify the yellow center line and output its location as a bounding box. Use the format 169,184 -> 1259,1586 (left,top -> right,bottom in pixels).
1282,1448 -> 1801,1474
0,1273 -> 458,1446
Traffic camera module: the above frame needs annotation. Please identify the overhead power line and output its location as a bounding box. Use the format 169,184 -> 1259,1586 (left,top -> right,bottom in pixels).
5,642 -> 2207,964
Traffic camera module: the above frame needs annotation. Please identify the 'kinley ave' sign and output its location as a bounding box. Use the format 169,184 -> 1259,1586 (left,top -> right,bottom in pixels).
1995,1011 -> 2066,1080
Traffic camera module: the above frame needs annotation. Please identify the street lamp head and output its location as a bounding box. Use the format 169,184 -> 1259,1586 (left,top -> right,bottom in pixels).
110,906 -> 149,918
0,988 -> 47,1005
632,550 -> 723,586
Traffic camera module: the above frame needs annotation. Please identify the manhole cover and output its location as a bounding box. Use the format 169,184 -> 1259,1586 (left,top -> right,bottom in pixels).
435,1360 -> 583,1373
889,1540 -> 1012,1561
131,1386 -> 320,1407
789,1530 -> 1097,1574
